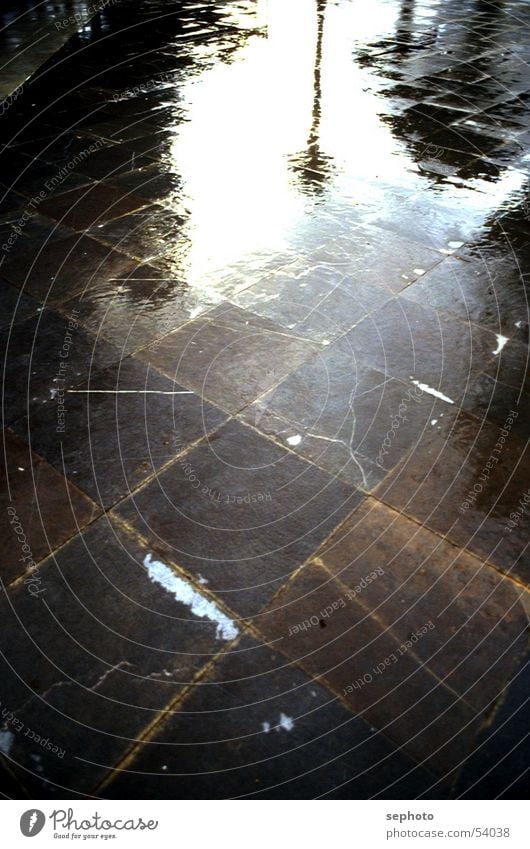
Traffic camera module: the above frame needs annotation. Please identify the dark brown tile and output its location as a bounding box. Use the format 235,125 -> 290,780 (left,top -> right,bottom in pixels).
0,284 -> 39,330
455,649 -> 530,799
38,183 -> 149,231
0,430 -> 100,585
2,307 -> 121,426
1,231 -> 137,304
0,518 -> 226,796
113,418 -> 363,618
76,145 -> 154,181
104,635 -> 445,799
87,204 -> 188,262
377,409 -> 530,585
315,498 -> 528,712
257,562 -> 482,777
109,164 -> 181,206
12,355 -> 227,509
136,304 -> 320,414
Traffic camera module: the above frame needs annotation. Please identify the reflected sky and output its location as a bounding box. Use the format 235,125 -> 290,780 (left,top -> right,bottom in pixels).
150,0 -> 528,295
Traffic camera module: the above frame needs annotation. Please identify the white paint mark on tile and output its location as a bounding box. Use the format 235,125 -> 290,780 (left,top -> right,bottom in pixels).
413,268 -> 426,276
410,379 -> 454,405
0,731 -> 14,755
197,574 -> 208,585
515,320 -> 524,329
68,390 -> 194,395
262,722 -> 271,733
17,467 -> 24,471
143,554 -> 238,641
492,334 -> 509,355
277,713 -> 295,732
448,240 -> 464,249
287,434 -> 302,447
431,419 -> 438,426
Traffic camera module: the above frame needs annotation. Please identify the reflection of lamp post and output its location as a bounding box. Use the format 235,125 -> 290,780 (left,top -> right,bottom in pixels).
289,0 -> 334,195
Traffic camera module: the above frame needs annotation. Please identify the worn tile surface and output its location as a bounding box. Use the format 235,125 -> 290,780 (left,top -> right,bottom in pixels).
1,0 -> 530,801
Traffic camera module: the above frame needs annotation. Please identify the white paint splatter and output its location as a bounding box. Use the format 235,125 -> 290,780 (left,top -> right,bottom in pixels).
277,713 -> 295,732
515,321 -> 524,329
263,714 -> 295,733
17,467 -> 24,472
0,731 -> 14,755
410,379 -> 454,405
431,419 -> 438,426
143,554 -> 238,641
287,435 -> 302,447
448,240 -> 464,249
492,334 -> 509,355
68,390 -> 193,395
413,268 -> 426,276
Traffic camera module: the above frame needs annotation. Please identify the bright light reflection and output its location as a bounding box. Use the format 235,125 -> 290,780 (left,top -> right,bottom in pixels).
162,0 -> 526,291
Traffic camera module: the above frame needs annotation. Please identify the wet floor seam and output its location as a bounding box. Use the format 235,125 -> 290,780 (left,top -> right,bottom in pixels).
373,487 -> 530,595
91,631 -> 246,795
309,558 -> 479,712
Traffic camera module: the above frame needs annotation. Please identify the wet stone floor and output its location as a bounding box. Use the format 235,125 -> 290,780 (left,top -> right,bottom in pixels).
0,0 -> 529,800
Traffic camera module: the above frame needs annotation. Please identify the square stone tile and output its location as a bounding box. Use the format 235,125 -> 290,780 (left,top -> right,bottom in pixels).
136,303 -> 320,414
461,373 -> 530,429
315,498 -> 529,712
0,153 -> 92,199
109,164 -> 181,206
240,340 -> 446,490
65,280 -> 221,357
87,204 -> 187,263
341,296 -> 499,405
482,337 -> 530,396
316,224 -> 444,291
2,306 -> 121,426
75,144 -> 154,181
1,231 -> 137,304
402,254 -> 530,344
0,518 -> 226,797
257,562 -> 483,777
0,190 -> 28,223
0,284 -> 39,330
38,183 -> 150,231
114,418 -> 363,618
103,635 -> 445,799
12,355 -> 227,509
376,409 -> 530,585
0,429 -> 99,585
455,649 -> 530,799
232,263 -> 393,344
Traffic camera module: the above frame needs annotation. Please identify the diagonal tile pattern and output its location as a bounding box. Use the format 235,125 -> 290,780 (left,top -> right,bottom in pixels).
0,0 -> 529,800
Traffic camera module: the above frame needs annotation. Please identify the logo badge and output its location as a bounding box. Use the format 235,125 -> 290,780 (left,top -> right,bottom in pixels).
20,810 -> 45,837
